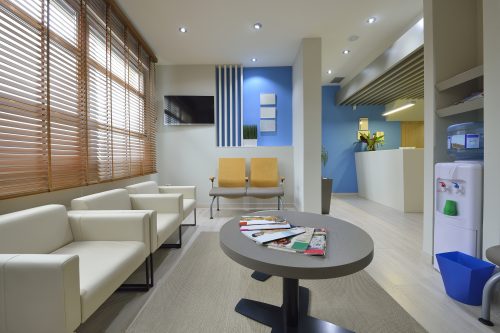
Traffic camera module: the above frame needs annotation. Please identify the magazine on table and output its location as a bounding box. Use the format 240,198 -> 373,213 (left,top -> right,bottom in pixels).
304,228 -> 327,256
241,227 -> 306,244
239,215 -> 286,226
265,227 -> 315,253
240,222 -> 291,231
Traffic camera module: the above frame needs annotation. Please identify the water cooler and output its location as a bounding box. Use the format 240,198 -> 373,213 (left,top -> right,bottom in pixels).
433,162 -> 483,270
433,122 -> 484,271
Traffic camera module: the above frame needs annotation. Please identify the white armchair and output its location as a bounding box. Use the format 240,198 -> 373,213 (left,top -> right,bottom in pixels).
0,205 -> 151,333
126,181 -> 197,226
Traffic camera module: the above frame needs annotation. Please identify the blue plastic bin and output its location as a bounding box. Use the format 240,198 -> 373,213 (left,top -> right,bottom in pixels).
436,251 -> 495,306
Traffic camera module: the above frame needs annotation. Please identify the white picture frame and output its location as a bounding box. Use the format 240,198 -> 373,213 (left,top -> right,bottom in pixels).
260,119 -> 276,132
260,93 -> 276,105
260,107 -> 276,119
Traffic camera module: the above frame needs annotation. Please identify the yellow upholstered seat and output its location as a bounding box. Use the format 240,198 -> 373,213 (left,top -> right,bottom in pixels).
218,158 -> 247,187
249,158 -> 279,187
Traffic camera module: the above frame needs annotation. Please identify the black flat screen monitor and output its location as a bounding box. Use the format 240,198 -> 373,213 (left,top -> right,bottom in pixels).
164,95 -> 215,125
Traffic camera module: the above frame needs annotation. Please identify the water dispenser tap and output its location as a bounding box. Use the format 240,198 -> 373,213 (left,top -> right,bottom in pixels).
439,181 -> 447,192
452,182 -> 463,194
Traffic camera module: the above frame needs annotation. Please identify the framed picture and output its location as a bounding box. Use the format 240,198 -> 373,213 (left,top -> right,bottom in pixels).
260,119 -> 276,132
260,93 -> 276,105
358,117 -> 369,131
260,107 -> 276,119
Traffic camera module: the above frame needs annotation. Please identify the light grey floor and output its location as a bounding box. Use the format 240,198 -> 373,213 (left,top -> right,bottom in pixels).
78,197 -> 500,333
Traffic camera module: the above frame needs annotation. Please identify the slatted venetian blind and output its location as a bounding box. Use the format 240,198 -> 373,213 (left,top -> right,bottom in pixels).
0,0 -> 157,199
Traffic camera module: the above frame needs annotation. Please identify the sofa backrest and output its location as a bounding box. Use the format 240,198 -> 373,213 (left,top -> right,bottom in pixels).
71,188 -> 132,210
126,181 -> 159,194
0,205 -> 73,254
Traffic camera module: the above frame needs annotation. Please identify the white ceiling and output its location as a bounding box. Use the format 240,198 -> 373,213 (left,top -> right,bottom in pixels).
116,0 -> 422,84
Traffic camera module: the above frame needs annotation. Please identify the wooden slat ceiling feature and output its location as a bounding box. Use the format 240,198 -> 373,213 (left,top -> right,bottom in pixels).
341,46 -> 424,105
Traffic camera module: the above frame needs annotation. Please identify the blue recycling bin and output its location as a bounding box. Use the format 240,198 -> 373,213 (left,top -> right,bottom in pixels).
436,251 -> 495,306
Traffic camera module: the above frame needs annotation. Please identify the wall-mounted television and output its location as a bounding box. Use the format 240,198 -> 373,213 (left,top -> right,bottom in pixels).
164,95 -> 215,125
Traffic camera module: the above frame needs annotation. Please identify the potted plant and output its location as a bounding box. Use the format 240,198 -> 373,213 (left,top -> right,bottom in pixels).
243,125 -> 258,147
358,132 -> 384,151
321,145 -> 333,214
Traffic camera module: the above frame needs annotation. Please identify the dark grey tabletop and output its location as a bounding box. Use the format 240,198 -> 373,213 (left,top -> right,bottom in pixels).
219,210 -> 374,279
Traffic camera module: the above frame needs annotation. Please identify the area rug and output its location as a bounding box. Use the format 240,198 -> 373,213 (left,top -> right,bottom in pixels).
127,232 -> 426,333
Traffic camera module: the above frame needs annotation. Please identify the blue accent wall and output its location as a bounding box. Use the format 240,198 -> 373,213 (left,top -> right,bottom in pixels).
322,85 -> 401,193
243,67 -> 292,146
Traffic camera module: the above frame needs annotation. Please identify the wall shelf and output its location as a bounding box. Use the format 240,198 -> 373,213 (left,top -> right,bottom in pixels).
436,65 -> 483,91
436,96 -> 484,117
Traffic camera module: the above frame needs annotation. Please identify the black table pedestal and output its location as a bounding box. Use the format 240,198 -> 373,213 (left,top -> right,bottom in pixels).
235,278 -> 353,333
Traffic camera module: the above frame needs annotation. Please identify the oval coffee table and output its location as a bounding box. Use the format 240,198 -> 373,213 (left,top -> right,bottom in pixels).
219,210 -> 374,333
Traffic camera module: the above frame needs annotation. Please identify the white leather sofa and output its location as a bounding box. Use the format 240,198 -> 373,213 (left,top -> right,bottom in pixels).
71,188 -> 183,254
126,181 -> 197,226
0,204 -> 151,333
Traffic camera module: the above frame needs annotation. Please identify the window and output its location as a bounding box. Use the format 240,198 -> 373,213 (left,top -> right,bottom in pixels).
0,0 -> 157,199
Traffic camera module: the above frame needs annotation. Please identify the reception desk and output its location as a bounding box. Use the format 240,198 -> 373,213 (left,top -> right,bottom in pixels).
355,149 -> 424,212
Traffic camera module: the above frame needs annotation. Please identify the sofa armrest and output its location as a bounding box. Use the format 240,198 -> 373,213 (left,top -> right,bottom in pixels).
129,194 -> 183,215
0,254 -> 80,333
158,185 -> 196,200
67,211 -> 151,256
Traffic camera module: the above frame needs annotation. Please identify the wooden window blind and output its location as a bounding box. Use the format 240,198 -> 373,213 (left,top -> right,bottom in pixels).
0,0 -> 157,199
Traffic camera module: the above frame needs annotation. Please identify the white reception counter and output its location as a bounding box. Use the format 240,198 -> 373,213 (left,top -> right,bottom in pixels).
355,148 -> 424,213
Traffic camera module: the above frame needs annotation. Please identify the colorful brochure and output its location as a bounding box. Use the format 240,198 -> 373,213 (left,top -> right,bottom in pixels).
240,222 -> 290,231
239,215 -> 286,226
265,227 -> 315,253
241,227 -> 306,245
304,228 -> 327,256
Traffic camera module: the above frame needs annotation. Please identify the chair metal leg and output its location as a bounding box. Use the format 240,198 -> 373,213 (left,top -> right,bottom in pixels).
119,258 -> 150,291
160,226 -> 182,249
210,196 -> 216,219
479,271 -> 500,326
277,196 -> 281,210
217,197 -> 220,211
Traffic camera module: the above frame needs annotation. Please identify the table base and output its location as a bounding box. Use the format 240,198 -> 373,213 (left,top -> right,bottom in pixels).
251,271 -> 272,281
235,279 -> 353,333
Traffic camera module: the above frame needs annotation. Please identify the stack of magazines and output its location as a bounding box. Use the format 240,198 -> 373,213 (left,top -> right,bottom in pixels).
239,216 -> 327,256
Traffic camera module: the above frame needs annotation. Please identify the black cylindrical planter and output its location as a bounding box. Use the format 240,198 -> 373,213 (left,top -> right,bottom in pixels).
321,178 -> 333,214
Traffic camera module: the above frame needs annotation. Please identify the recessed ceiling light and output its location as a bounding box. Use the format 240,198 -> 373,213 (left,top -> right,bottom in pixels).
179,26 -> 187,33
251,58 -> 257,62
253,22 -> 262,30
327,69 -> 332,74
367,17 -> 377,24
342,49 -> 350,55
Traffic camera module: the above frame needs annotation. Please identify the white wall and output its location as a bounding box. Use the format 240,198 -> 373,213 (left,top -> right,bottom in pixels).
156,65 -> 295,208
482,0 -> 500,256
292,38 -> 322,213
0,174 -> 158,214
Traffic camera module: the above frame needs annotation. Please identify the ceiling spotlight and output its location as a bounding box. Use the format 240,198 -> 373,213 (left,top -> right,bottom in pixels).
179,26 -> 187,33
348,35 -> 359,42
367,17 -> 377,24
253,22 -> 262,30
251,58 -> 257,62
327,69 -> 332,74
342,49 -> 350,55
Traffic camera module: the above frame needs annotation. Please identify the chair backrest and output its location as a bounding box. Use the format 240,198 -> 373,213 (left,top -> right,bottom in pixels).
0,205 -> 73,253
218,158 -> 246,187
250,158 -> 279,187
71,188 -> 132,210
126,181 -> 159,194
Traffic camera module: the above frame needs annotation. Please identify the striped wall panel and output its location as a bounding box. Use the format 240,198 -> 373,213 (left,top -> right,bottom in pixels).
215,65 -> 243,147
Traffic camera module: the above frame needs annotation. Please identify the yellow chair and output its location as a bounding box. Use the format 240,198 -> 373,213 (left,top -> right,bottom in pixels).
247,158 -> 285,209
209,158 -> 247,218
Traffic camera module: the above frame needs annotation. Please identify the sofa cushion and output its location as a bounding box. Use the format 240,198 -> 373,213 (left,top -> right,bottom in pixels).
126,181 -> 159,195
183,199 -> 196,216
156,213 -> 181,248
0,205 -> 73,254
52,241 -> 145,321
71,189 -> 132,210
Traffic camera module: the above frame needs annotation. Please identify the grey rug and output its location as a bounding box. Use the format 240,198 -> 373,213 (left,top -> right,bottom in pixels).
127,232 -> 426,333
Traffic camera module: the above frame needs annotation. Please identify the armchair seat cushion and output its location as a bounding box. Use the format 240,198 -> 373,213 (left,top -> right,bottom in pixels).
52,240 -> 146,321
246,186 -> 284,198
157,213 -> 182,248
486,245 -> 500,265
209,187 -> 246,198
